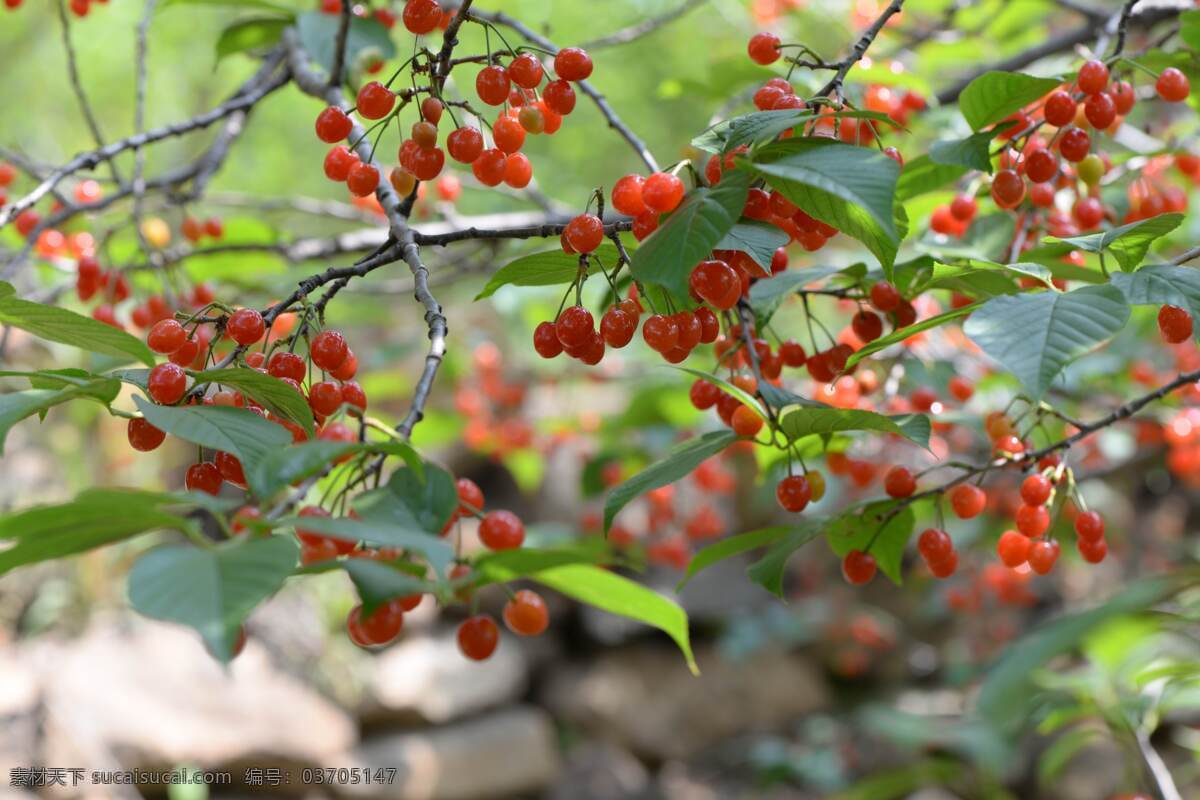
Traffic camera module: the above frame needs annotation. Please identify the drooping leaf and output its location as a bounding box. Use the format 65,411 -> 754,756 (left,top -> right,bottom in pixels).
0,489 -> 188,575
744,138 -> 901,273
353,463 -> 458,540
963,285 -> 1131,399
190,368 -> 314,436
778,407 -> 931,449
0,377 -> 121,454
275,514 -> 454,576
958,71 -> 1061,131
714,220 -> 789,269
758,381 -> 830,411
928,125 -> 1010,173
603,430 -> 738,532
678,526 -> 792,590
746,522 -> 824,597
133,396 -> 292,476
747,264 -> 848,322
825,500 -> 916,585
692,108 -> 815,154
1112,263 -> 1200,338
1045,213 -> 1184,272
896,155 -> 968,201
332,558 -> 435,616
216,17 -> 291,61
845,303 -> 979,368
474,244 -> 623,300
245,439 -> 421,498
630,169 -> 752,300
128,535 -> 299,662
296,10 -> 396,76
0,285 -> 154,366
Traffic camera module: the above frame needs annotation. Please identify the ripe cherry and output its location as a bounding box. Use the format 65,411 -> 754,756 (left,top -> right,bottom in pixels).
641,172 -> 685,214
1156,67 -> 1190,102
1077,59 -> 1109,94
1074,509 -> 1105,541
950,194 -> 977,222
997,530 -> 1031,567
356,81 -> 395,120
324,145 -> 357,181
851,310 -> 883,342
600,307 -> 637,348
493,115 -> 526,154
456,477 -> 484,515
347,162 -> 381,196
472,148 -> 507,186
479,510 -> 525,550
457,615 -> 499,660
509,52 -> 544,88
330,350 -> 358,381
1015,503 -> 1050,537
504,153 -> 533,188
554,47 -> 593,81
315,106 -> 353,143
883,465 -> 916,498
1084,91 -> 1116,129
185,462 -> 223,495
928,550 -> 958,578
731,404 -> 763,437
309,381 -> 343,416
1028,540 -> 1060,575
226,308 -> 265,346
641,314 -> 679,353
401,0 -> 441,34
564,213 -> 604,253
340,381 -> 367,412
555,306 -> 594,349
1044,90 -> 1077,127
311,330 -> 349,371
611,174 -> 646,216
917,528 -> 953,563
948,376 -> 974,402
869,281 -> 901,312
543,79 -> 576,115
1077,536 -> 1107,563
1025,149 -> 1057,183
267,351 -> 306,383
776,475 -> 812,512
147,362 -> 188,405
690,379 -> 720,410
949,483 -> 986,519
1158,304 -> 1193,343
1058,127 -> 1091,162
1020,474 -> 1053,506
779,340 -> 807,367
127,417 -> 166,451
1110,80 -> 1136,114
147,319 -> 186,354
990,169 -> 1025,208
476,65 -> 511,105
447,126 -> 484,163
747,32 -> 781,65
533,321 -> 563,358
347,601 -> 405,646
503,589 -> 549,636
842,550 -> 877,585
215,451 -> 246,487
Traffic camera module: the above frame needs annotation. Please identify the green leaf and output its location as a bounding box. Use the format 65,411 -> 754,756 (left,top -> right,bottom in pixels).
0,378 -> 121,454
677,526 -> 791,590
692,109 -> 814,154
976,576 -> 1177,732
746,523 -> 824,597
0,292 -> 154,366
825,500 -> 916,585
133,396 -> 292,477
474,243 -> 623,300
669,366 -> 764,418
484,561 -> 697,674
191,367 -> 314,436
245,439 -> 421,498
128,535 -> 299,662
958,71 -> 1061,131
758,381 -> 830,411
603,430 -> 737,533
1182,9 -> 1200,51
216,17 -> 291,60
714,220 -> 789,269
275,514 -> 454,576
0,489 -> 188,575
778,407 -> 931,449
928,125 -> 1008,173
918,213 -> 1015,262
895,155 -> 968,201
1112,263 -> 1200,339
297,11 -> 396,77
747,264 -> 847,322
353,464 -> 458,540
845,303 -> 979,368
963,285 -> 1131,399
1045,213 -> 1184,272
745,138 -> 901,273
335,559 -> 434,616
630,169 -> 751,300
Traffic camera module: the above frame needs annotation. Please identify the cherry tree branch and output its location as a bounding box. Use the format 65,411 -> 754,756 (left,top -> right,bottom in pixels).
433,0 -> 475,91
815,0 -> 907,100
468,9 -> 660,172
55,0 -> 122,183
579,0 -> 707,50
329,0 -> 353,89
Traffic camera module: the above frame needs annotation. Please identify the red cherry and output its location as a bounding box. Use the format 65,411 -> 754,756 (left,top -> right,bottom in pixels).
340,381 -> 367,412
308,381 -> 343,416
347,600 -> 405,646
509,52 -> 544,88
401,0 -> 441,34
185,462 -> 223,495
1058,127 -> 1091,163
543,79 -> 576,115
226,308 -> 265,346
1025,149 -> 1058,183
1084,91 -> 1116,129
600,307 -> 637,348
851,310 -> 883,342
479,510 -> 525,550
1015,503 -> 1050,537
641,172 -> 685,213
990,169 -> 1025,208
147,362 -> 188,405
747,32 -> 781,65
642,314 -> 679,353
689,379 -> 721,410
1077,535 -> 1108,563
503,589 -> 549,636
456,477 -> 484,515
611,174 -> 647,216
533,321 -> 563,358
950,194 -> 977,222
1156,67 -> 1190,102
476,65 -> 511,106
457,615 -> 499,660
1020,474 -> 1053,506
1158,304 -> 1193,343
949,483 -> 986,519
775,475 -> 812,512
564,213 -> 604,253
347,162 -> 381,196
1074,510 -> 1105,542
1028,540 -> 1060,575
842,550 -> 877,585
869,281 -> 901,312
555,306 -> 594,349
504,153 -> 533,188
324,145 -> 357,181
472,148 -> 507,186
127,417 -> 166,451
315,106 -> 353,143
997,530 -> 1031,567
883,465 -> 916,498
553,47 -> 593,81
356,81 -> 395,120
447,127 -> 484,163
1043,90 -> 1077,127
147,319 -> 186,354
917,528 -> 953,563
1077,60 -> 1109,95
311,330 -> 349,372
215,451 -> 246,487
330,349 -> 357,381
267,351 -> 306,382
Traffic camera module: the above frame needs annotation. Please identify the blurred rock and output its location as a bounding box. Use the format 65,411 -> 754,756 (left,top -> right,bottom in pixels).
1045,734 -> 1125,800
362,628 -> 527,725
907,790 -> 964,800
542,644 -> 829,760
547,741 -> 651,800
0,651 -> 39,768
32,618 -> 355,772
331,705 -> 559,800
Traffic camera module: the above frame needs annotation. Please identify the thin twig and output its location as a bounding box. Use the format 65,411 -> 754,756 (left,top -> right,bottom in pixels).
815,0 -> 907,101
580,0 -> 707,50
329,0 -> 353,89
55,0 -> 122,183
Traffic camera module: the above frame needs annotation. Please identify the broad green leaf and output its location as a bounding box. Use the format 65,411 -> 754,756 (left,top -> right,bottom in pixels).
0,489 -> 188,575
928,126 -> 1008,173
758,381 -> 829,410
484,561 -> 697,674
714,220 -> 789,269
0,378 -> 120,454
630,169 -> 751,300
0,291 -> 154,366
1112,263 -> 1200,339
603,430 -> 737,532
296,11 -> 396,76
1182,9 -> 1200,51
474,244 -> 623,300
896,155 -> 967,201
963,285 -> 1130,399
958,71 -> 1061,131
825,500 -> 916,585
246,439 -> 421,498
747,264 -> 847,322
845,303 -> 979,368
778,407 -> 931,449
216,17 -> 291,60
692,108 -> 815,154
128,535 -> 299,662
976,576 -> 1177,732
1045,213 -> 1184,272
472,546 -> 614,587
133,397 -> 292,477
191,367 -> 314,436
353,464 -> 458,539
745,139 -> 901,272
678,526 -> 791,590
275,514 -> 454,576
746,522 -> 824,597
334,559 -> 434,616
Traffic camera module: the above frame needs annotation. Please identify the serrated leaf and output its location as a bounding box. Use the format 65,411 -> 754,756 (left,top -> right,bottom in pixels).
276,514 -> 454,576
958,71 -> 1061,131
845,303 -> 979,368
778,407 -> 931,449
133,396 -> 292,479
715,220 -> 789,269
744,138 -> 901,273
928,125 -> 1009,173
297,11 -> 396,76
678,526 -> 791,590
191,367 -> 314,436
474,244 -> 622,300
128,535 -> 299,662
825,500 -> 916,585
746,523 -> 824,597
353,464 -> 458,541
603,430 -> 737,533
245,439 -> 421,498
963,285 -> 1130,399
216,17 -> 291,60
630,170 -> 751,301
1045,213 -> 1184,272
1111,263 -> 1200,339
0,291 -> 154,366
896,155 -> 968,201
0,489 -> 187,575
